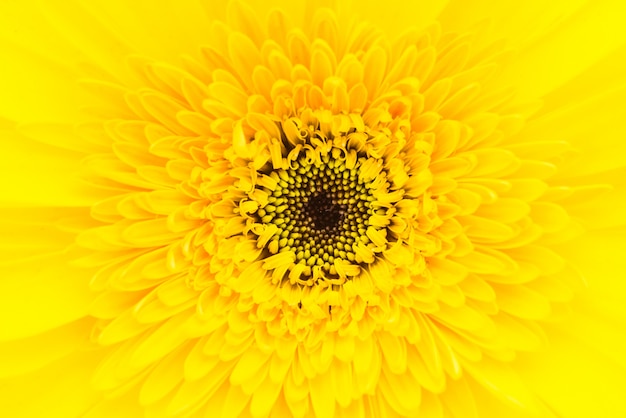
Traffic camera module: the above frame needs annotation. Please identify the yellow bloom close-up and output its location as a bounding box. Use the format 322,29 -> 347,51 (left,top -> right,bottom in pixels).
1,0 -> 626,416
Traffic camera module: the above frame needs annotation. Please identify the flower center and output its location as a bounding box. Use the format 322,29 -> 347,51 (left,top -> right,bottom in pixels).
305,192 -> 347,232
260,153 -> 375,274
248,113 -> 395,286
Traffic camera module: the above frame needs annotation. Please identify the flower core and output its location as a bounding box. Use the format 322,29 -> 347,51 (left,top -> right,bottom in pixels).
252,120 -> 391,285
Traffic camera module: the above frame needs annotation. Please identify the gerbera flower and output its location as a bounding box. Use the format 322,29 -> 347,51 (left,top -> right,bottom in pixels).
1,0 -> 626,417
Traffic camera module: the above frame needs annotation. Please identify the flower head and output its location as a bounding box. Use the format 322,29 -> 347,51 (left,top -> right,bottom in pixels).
1,0 -> 626,417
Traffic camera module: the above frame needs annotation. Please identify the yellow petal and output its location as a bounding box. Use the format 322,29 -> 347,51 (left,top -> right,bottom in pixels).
0,318 -> 93,378
0,131 -> 104,207
0,350 -> 103,417
309,371 -> 336,418
516,326 -> 626,417
0,252 -> 95,341
462,356 -> 550,415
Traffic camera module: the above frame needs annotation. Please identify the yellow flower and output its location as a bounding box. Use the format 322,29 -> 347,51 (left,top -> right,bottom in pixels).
1,0 -> 626,417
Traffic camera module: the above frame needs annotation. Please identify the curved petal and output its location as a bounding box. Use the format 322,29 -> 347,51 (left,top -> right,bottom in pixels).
0,350 -> 104,417
516,324 -> 626,417
0,131 -> 107,207
0,250 -> 97,341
